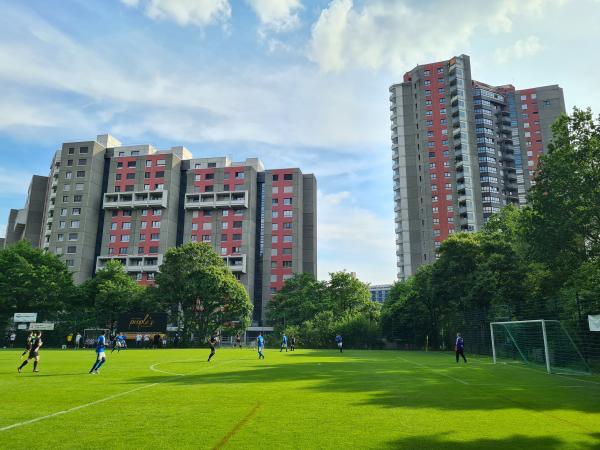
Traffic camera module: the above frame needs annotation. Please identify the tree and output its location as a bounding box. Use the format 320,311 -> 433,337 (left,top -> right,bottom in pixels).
526,108 -> 600,277
155,243 -> 252,344
327,271 -> 372,315
0,241 -> 75,326
80,259 -> 146,325
266,273 -> 328,327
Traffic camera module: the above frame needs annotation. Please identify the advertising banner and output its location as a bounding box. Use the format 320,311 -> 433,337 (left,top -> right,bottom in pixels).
589,315 -> 600,332
29,322 -> 55,330
14,313 -> 37,323
117,313 -> 167,333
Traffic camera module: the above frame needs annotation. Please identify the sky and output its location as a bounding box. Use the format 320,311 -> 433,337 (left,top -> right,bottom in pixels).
0,0 -> 599,284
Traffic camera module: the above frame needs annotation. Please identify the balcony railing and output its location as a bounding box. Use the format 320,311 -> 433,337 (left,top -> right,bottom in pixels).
184,191 -> 248,210
103,190 -> 168,210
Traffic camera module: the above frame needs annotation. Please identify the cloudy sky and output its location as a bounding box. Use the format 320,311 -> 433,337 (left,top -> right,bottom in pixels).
1,0 -> 599,283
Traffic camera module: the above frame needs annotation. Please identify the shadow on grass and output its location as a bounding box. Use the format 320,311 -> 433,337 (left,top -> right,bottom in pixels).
387,433 -> 600,450
129,353 -> 600,417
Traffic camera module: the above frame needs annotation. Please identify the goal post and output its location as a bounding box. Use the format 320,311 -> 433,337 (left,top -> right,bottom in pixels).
490,320 -> 590,375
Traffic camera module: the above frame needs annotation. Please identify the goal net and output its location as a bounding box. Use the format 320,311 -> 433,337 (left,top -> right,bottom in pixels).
83,329 -> 109,349
490,320 -> 590,375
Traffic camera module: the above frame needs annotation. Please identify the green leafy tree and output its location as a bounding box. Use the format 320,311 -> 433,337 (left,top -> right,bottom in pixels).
267,273 -> 328,327
155,243 -> 252,344
80,259 -> 146,325
0,241 -> 75,325
327,271 -> 372,315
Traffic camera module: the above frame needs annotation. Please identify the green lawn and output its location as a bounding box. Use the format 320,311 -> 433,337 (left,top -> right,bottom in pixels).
1,348 -> 599,449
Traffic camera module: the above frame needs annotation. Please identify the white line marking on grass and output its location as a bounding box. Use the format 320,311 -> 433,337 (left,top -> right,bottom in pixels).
149,362 -> 185,376
397,356 -> 469,385
1,359 -> 236,432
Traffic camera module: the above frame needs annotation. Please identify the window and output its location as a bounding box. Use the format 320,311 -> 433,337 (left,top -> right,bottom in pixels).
151,233 -> 160,240
205,173 -> 214,180
202,235 -> 211,242
283,261 -> 293,268
283,235 -> 293,243
272,236 -> 278,244
202,223 -> 212,230
123,210 -> 132,217
67,159 -> 73,167
75,183 -> 84,191
68,147 -> 75,155
155,184 -> 164,190
63,196 -> 69,202
235,171 -> 245,179
126,173 -> 135,180
272,211 -> 279,218
72,208 -> 81,215
521,104 -> 528,110
155,171 -> 164,178
272,198 -> 278,205
119,248 -> 128,255
192,223 -> 198,231
110,223 -> 117,230
125,185 -> 134,192
524,122 -> 530,128
204,210 -> 213,216
284,174 -> 293,181
78,159 -> 86,165
79,146 -> 88,154
66,259 -> 74,267
272,187 -> 279,194
65,172 -> 73,180
60,208 -> 67,216
123,222 -> 131,230
190,235 -> 197,242
139,234 -> 146,241
153,209 -> 161,216
74,195 -> 82,202
271,249 -> 277,256
283,210 -> 292,218
57,234 -> 64,241
222,222 -> 229,230
424,80 -> 431,86
432,196 -> 438,202
56,247 -> 63,255
145,160 -> 152,168
127,161 -> 136,168
233,221 -> 242,228
147,273 -> 155,280
283,222 -> 292,229
423,70 -> 431,76
121,235 -> 130,242
152,221 -> 161,228
117,162 -> 123,169
192,211 -> 199,218
430,173 -> 437,180
149,246 -> 159,254
233,234 -> 242,241
272,174 -> 279,181
205,185 -> 213,192
272,223 -> 279,231
110,235 -> 116,243
282,248 -> 292,255
70,220 -> 80,228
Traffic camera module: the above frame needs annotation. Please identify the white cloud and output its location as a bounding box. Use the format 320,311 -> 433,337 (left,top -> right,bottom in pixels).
121,0 -> 231,27
308,0 -> 562,73
317,190 -> 396,283
495,36 -> 543,63
247,0 -> 302,32
0,223 -> 6,239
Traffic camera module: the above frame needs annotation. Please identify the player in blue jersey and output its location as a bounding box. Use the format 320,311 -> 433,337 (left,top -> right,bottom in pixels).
257,332 -> 265,359
335,334 -> 343,353
280,334 -> 288,352
90,332 -> 108,374
455,333 -> 467,363
112,333 -> 126,353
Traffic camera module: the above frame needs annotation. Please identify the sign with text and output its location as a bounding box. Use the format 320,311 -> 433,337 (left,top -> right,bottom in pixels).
14,313 -> 37,323
117,313 -> 167,333
29,322 -> 55,330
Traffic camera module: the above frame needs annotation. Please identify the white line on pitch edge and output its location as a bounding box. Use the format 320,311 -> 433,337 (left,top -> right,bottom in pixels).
397,356 -> 469,385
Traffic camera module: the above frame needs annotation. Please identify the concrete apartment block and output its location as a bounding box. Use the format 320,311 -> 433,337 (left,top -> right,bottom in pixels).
391,54 -> 565,279
4,134 -> 316,325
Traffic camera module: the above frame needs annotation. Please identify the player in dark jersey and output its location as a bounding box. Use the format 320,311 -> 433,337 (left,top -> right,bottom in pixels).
455,333 -> 467,363
235,334 -> 242,348
207,335 -> 218,362
18,332 -> 43,373
20,332 -> 35,359
290,336 -> 296,352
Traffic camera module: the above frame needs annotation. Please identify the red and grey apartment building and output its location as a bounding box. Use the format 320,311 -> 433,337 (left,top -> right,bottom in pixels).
390,54 -> 565,280
4,134 -> 316,324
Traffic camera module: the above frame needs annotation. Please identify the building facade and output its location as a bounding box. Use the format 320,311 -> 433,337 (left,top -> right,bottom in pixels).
4,134 -> 317,324
391,54 -> 565,280
369,284 -> 392,304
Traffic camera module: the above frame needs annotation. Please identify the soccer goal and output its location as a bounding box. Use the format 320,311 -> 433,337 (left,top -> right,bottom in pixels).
83,329 -> 109,349
490,320 -> 590,375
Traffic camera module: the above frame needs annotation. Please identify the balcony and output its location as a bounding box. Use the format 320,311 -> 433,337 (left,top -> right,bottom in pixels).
103,190 -> 167,210
222,254 -> 247,273
185,191 -> 248,210
96,254 -> 164,273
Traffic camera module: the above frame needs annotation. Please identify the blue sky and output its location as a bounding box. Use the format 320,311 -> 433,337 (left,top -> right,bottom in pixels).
1,0 -> 599,283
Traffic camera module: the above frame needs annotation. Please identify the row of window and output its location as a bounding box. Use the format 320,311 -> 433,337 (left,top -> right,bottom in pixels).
426,118 -> 448,127
424,87 -> 445,96
425,108 -> 447,116
117,159 -> 166,169
56,233 -> 78,241
431,194 -> 453,202
58,221 -> 80,229
66,159 -> 87,166
62,183 -> 85,191
112,184 -> 164,192
272,198 -> 293,206
191,210 -> 244,218
192,221 -> 243,230
116,171 -> 165,181
432,206 -> 454,214
111,221 -> 161,230
272,186 -> 293,194
108,247 -> 159,255
270,274 -> 293,283
59,208 -> 81,216
67,147 -> 88,155
430,173 -> 452,180
55,246 -> 77,255
61,195 -> 83,203
431,183 -> 453,191
64,171 -> 86,179
272,210 -> 293,218
423,67 -> 444,76
110,233 -> 160,243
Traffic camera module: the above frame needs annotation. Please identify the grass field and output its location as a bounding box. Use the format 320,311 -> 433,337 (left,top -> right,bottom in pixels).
1,348 -> 599,449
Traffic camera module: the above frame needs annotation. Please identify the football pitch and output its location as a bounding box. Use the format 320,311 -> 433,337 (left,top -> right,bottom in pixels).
1,348 -> 599,449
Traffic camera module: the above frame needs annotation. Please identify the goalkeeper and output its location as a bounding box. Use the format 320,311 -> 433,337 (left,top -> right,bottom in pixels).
455,333 -> 467,363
